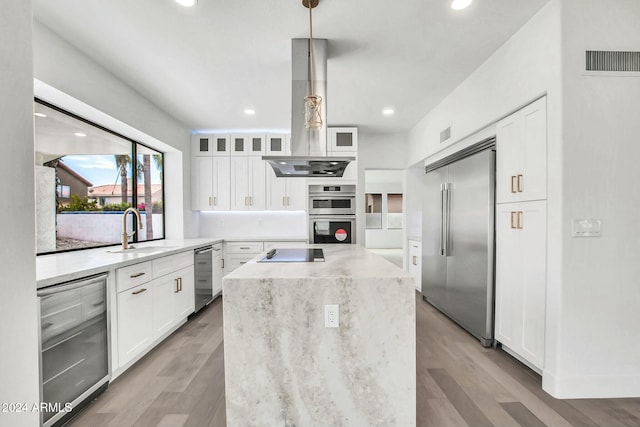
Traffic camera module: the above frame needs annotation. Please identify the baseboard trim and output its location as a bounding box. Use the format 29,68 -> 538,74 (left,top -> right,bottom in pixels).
543,370 -> 640,398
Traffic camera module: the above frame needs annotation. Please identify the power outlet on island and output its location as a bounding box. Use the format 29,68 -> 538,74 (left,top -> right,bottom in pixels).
324,305 -> 339,328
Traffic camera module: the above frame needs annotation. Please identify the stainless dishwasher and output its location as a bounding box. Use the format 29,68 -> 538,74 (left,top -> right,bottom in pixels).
194,246 -> 214,313
37,273 -> 110,427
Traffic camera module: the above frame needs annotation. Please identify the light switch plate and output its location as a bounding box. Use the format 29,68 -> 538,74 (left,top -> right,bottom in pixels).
572,219 -> 602,237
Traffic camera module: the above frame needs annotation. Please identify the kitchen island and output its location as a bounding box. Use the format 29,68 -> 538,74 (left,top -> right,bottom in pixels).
222,244 -> 416,427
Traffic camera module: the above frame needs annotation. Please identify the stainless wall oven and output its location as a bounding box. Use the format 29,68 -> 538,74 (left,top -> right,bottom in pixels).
308,185 -> 356,215
308,185 -> 356,244
37,273 -> 110,427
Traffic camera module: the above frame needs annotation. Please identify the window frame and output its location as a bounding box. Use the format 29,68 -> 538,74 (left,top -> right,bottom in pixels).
35,98 -> 166,255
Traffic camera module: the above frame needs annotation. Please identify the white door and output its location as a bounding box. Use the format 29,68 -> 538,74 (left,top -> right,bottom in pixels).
152,276 -> 176,339
174,266 -> 195,320
192,157 -> 213,211
266,165 -> 287,210
117,284 -> 153,366
520,97 -> 547,202
212,156 -> 231,210
230,157 -> 249,210
496,116 -> 522,203
248,156 -> 266,210
286,178 -> 306,210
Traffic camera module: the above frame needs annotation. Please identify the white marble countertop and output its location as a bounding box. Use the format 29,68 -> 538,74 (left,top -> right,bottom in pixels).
225,244 -> 412,280
36,238 -> 221,288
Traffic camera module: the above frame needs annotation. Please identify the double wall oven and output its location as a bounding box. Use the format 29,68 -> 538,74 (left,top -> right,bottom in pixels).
308,185 -> 356,244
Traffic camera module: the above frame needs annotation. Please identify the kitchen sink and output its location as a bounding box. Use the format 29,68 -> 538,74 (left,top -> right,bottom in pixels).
106,246 -> 178,254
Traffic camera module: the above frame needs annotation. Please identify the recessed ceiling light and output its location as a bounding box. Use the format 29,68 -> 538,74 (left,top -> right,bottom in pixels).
244,109 -> 256,115
74,132 -> 87,137
175,0 -> 197,7
383,108 -> 395,116
451,0 -> 472,10
34,112 -> 47,118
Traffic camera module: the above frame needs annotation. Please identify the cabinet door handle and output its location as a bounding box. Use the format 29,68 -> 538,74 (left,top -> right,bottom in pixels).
517,174 -> 523,193
132,288 -> 147,295
517,211 -> 523,229
510,176 -> 517,193
510,211 -> 517,229
179,277 -> 183,292
221,259 -> 225,269
175,278 -> 180,293
283,196 -> 286,207
249,196 -> 253,206
92,301 -> 104,307
240,261 -> 246,265
130,272 -> 146,278
209,196 -> 212,206
213,196 -> 217,206
287,196 -> 290,206
412,256 -> 417,266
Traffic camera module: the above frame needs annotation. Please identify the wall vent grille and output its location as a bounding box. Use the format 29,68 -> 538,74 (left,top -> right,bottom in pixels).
440,127 -> 451,143
586,50 -> 640,72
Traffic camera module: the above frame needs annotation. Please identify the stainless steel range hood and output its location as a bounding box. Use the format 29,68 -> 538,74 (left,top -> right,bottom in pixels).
263,39 -> 354,177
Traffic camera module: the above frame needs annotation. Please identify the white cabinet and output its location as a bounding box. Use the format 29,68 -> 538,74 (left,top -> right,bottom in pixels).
263,240 -> 308,251
212,243 -> 223,296
116,251 -> 194,369
496,97 -> 547,203
192,134 -> 231,156
495,200 -> 547,370
117,283 -> 153,367
231,134 -> 266,155
265,166 -> 306,210
230,156 -> 266,210
173,266 -> 195,320
328,127 -> 358,153
408,240 -> 422,292
192,156 -> 231,211
265,133 -> 290,156
223,241 -> 264,275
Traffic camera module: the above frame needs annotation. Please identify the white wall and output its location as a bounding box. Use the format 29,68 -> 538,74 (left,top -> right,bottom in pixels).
199,211 -> 307,240
548,0 -> 640,398
357,132 -> 409,246
0,1 -> 41,425
32,21 -> 198,239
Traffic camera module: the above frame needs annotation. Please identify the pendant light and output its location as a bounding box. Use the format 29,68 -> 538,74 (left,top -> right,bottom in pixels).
303,0 -> 322,129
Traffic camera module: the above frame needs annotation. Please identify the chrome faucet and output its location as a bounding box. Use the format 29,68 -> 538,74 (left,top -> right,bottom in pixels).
121,207 -> 143,250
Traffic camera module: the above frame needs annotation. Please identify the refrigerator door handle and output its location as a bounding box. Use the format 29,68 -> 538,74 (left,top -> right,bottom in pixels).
439,184 -> 445,256
444,183 -> 451,256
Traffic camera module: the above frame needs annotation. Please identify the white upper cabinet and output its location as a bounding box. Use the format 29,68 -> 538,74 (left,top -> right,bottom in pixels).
192,156 -> 231,211
266,166 -> 306,210
230,156 -> 266,210
231,134 -> 266,155
265,134 -> 291,156
496,97 -> 547,203
192,134 -> 230,156
328,127 -> 358,153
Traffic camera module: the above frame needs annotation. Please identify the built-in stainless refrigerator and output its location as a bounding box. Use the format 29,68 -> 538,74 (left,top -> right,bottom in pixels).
422,138 -> 496,347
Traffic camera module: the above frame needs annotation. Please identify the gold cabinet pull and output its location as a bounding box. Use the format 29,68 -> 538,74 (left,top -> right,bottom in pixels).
517,174 -> 523,193
510,211 -> 517,229
517,211 -> 523,229
244,196 -> 248,206
412,256 -> 417,266
213,196 -> 217,206
132,288 -> 147,295
179,277 -> 183,292
510,176 -> 517,193
209,196 -> 212,206
130,272 -> 146,278
249,196 -> 253,206
221,259 -> 225,269
175,278 -> 180,293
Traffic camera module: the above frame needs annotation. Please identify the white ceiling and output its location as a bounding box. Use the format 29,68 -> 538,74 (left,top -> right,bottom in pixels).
33,0 -> 550,135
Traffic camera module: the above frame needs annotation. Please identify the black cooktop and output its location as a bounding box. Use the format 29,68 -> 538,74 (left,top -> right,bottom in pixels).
257,248 -> 325,263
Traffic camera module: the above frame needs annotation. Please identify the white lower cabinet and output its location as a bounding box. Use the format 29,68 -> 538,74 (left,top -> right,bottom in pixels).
117,283 -> 153,367
495,200 -> 546,370
116,251 -> 195,370
213,243 -> 223,296
408,240 -> 422,291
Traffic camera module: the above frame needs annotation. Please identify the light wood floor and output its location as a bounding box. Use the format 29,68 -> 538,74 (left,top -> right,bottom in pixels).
68,294 -> 640,427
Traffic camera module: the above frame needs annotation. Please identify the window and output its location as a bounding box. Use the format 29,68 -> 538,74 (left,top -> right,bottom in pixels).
365,193 -> 382,229
387,193 -> 403,229
35,99 -> 165,254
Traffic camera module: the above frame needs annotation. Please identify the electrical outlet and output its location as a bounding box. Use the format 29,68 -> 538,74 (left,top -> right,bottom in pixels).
324,304 -> 339,328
